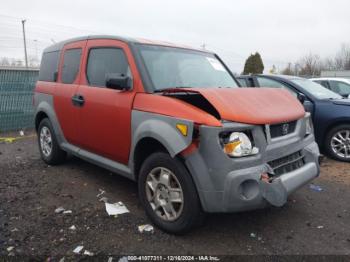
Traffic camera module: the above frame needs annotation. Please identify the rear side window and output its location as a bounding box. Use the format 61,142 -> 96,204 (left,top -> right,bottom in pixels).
39,51 -> 60,82
61,48 -> 82,84
86,48 -> 129,87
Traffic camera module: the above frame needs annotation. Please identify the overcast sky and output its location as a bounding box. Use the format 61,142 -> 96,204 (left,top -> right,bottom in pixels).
1,0 -> 349,72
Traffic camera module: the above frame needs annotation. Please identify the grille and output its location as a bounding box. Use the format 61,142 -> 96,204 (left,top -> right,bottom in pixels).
268,151 -> 305,176
270,121 -> 296,138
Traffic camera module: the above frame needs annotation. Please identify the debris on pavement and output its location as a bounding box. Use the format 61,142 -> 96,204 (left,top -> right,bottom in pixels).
138,224 -> 154,233
55,207 -> 73,214
317,225 -> 324,229
105,202 -> 129,216
73,245 -> 84,254
83,250 -> 94,256
250,233 -> 257,238
69,225 -> 76,230
96,189 -> 105,198
309,184 -> 323,192
7,246 -> 14,252
55,207 -> 65,214
19,130 -> 24,136
99,197 -> 108,203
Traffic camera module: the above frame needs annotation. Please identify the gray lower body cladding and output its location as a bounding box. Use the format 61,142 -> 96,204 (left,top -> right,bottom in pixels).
184,120 -> 320,213
35,94 -> 320,213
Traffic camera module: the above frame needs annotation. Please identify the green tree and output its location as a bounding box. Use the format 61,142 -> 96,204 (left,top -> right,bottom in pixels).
243,52 -> 264,74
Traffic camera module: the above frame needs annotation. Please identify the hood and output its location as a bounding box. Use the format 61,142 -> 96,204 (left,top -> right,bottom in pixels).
162,88 -> 305,125
332,98 -> 350,106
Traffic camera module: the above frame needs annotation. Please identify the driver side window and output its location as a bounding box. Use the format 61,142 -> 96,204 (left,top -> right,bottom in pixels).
86,47 -> 131,88
256,77 -> 297,97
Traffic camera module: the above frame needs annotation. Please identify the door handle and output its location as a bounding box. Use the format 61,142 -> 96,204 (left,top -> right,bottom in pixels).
71,94 -> 85,107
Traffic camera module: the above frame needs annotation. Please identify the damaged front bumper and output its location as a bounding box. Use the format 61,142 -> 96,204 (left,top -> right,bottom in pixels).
183,119 -> 320,213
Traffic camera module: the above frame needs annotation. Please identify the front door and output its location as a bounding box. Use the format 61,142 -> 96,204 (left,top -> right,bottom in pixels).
75,39 -> 139,164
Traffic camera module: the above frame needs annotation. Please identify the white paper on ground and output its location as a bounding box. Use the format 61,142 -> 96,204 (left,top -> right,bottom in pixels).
83,250 -> 94,256
105,202 -> 129,216
73,245 -> 84,254
138,224 -> 154,233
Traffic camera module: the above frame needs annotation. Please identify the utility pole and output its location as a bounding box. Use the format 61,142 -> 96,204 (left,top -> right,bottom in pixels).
21,19 -> 28,68
34,39 -> 38,60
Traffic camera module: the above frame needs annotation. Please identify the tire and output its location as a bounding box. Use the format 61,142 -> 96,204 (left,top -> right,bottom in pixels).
325,124 -> 350,162
37,118 -> 66,165
138,152 -> 203,234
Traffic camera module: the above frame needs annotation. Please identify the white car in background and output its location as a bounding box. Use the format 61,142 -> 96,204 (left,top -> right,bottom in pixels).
310,78 -> 350,98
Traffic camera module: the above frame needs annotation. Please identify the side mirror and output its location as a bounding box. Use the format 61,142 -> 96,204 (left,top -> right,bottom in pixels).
105,73 -> 132,91
341,93 -> 349,99
297,92 -> 306,104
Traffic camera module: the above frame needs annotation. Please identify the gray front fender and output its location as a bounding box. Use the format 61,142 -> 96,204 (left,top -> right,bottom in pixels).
129,110 -> 194,169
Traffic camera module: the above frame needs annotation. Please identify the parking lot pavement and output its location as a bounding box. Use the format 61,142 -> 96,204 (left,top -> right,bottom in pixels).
0,133 -> 350,257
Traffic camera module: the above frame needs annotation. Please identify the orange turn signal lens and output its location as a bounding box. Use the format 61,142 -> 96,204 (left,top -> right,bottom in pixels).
224,140 -> 241,154
176,123 -> 188,136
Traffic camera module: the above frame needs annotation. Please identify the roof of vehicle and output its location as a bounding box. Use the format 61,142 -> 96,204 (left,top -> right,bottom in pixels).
310,77 -> 350,83
43,35 -> 212,54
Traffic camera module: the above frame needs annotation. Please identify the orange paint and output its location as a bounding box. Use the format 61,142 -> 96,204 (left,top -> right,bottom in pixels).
133,93 -> 222,127
160,88 -> 305,125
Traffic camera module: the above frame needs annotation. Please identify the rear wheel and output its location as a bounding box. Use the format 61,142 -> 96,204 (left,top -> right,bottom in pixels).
325,124 -> 350,162
38,118 -> 66,165
138,152 -> 203,234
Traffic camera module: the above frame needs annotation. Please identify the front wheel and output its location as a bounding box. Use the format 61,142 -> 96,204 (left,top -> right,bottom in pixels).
325,124 -> 350,162
138,152 -> 203,234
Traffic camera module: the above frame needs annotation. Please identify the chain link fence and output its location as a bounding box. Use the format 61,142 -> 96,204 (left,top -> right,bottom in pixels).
0,67 -> 39,132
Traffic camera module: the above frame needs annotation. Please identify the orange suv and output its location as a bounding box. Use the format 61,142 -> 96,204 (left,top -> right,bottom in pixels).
34,35 -> 320,234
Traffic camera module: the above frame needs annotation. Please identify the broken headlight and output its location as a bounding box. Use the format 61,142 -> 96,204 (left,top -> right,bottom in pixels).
305,114 -> 313,135
222,132 -> 259,157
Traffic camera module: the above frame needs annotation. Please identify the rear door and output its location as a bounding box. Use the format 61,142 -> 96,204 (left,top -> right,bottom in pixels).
75,39 -> 140,164
54,40 -> 86,145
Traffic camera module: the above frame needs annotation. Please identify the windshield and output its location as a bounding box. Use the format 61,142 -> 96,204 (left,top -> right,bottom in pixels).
291,79 -> 342,99
137,44 -> 238,91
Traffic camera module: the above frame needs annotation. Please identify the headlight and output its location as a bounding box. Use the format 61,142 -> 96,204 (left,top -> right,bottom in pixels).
223,132 -> 259,157
305,116 -> 313,135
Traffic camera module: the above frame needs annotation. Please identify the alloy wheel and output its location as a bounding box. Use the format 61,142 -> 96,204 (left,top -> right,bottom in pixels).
145,167 -> 184,221
40,126 -> 52,157
330,130 -> 350,159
